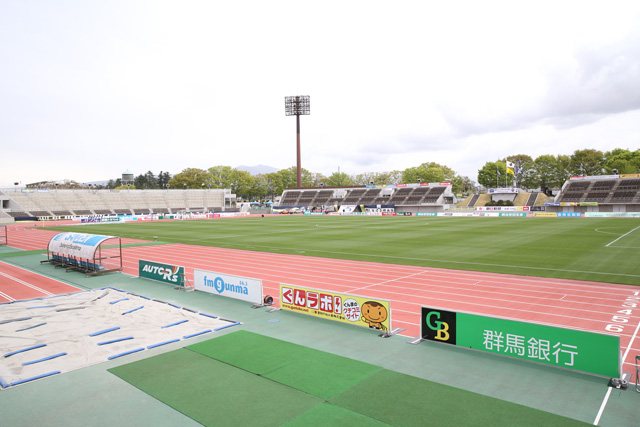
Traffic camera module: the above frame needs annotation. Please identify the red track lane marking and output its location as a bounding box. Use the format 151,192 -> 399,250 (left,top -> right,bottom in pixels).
119,246 -> 635,322
0,274 -> 47,300
116,242 -> 640,374
4,225 -> 146,251
121,251 -> 624,318
0,271 -> 53,296
0,261 -> 81,300
129,243 -> 637,296
122,246 -> 627,295
0,290 -> 16,302
8,227 -> 639,377
119,247 -> 632,332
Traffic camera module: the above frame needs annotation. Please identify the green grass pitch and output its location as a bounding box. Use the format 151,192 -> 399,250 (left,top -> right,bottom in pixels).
49,216 -> 640,285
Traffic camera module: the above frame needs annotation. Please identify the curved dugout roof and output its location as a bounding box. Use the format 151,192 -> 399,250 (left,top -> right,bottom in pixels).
48,232 -> 115,259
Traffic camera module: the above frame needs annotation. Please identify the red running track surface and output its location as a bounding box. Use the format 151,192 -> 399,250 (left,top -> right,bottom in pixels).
117,243 -> 640,376
0,261 -> 81,303
3,225 -> 640,377
4,222 -> 145,250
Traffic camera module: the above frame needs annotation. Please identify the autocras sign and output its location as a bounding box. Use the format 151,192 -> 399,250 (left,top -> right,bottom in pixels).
138,259 -> 185,287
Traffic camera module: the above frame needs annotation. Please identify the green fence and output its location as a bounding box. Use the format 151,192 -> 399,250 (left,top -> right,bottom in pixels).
421,307 -> 620,378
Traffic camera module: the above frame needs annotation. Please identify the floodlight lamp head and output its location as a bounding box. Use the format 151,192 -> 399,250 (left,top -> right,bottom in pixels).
285,95 -> 310,116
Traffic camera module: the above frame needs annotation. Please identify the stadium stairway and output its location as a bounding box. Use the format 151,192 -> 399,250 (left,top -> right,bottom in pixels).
512,192 -> 530,206
466,194 -> 480,207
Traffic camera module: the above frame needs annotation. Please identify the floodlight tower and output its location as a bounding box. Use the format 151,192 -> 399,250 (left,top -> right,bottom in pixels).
285,95 -> 310,189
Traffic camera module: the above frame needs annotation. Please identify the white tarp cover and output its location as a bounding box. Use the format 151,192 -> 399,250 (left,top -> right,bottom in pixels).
48,232 -> 114,260
0,288 -> 238,388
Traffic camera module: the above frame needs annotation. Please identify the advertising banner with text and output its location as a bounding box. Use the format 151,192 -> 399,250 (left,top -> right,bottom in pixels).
195,269 -> 262,304
138,259 -> 185,287
280,284 -> 391,332
421,306 -> 619,378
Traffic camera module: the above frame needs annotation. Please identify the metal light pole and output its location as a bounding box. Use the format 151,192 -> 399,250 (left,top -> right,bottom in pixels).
285,96 -> 310,189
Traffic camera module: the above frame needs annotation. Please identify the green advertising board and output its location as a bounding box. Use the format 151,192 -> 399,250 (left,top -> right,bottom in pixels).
421,307 -> 620,378
138,259 -> 185,287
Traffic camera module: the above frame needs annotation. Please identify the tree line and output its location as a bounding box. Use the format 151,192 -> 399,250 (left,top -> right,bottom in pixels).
478,148 -> 640,194
103,148 -> 639,200
106,171 -> 171,190
165,164 -> 476,201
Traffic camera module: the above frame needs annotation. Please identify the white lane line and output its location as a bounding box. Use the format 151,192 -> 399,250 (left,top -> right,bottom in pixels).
348,271 -> 428,293
124,239 -> 640,280
0,271 -> 54,296
125,243 -> 638,295
605,224 -> 640,248
0,290 -> 16,302
593,317 -> 640,425
593,387 -> 613,425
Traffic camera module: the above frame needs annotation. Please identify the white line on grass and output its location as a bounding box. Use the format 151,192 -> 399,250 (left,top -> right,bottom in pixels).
605,224 -> 640,248
200,243 -> 640,280
593,314 -> 640,425
593,228 -> 620,236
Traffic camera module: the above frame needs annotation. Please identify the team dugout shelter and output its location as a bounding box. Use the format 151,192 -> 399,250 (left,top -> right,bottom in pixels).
44,232 -> 122,275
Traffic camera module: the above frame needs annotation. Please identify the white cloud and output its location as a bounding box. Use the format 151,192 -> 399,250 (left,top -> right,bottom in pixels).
1,0 -> 639,186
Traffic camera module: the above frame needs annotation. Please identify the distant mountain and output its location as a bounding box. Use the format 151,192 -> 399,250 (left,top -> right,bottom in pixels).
236,165 -> 278,175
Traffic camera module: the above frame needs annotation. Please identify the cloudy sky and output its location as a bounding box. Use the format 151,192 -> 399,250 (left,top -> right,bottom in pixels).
1,0 -> 639,187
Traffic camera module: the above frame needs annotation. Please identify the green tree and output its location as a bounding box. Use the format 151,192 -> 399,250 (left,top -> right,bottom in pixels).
402,162 -> 455,184
477,161 -> 507,188
352,171 -> 402,186
207,166 -> 236,189
265,167 -> 314,194
206,166 -> 257,199
604,149 -> 640,174
531,154 -> 571,191
451,175 -> 476,196
114,184 -> 135,190
505,154 -> 535,189
133,174 -> 146,189
569,149 -> 605,176
324,172 -> 354,187
250,174 -> 272,201
157,171 -> 171,189
230,170 -> 257,200
169,168 -> 210,189
133,171 -> 159,189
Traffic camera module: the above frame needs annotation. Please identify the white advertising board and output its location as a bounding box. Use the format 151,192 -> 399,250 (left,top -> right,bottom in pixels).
194,269 -> 263,304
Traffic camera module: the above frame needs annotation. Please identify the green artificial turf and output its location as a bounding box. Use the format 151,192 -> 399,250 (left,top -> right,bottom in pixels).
330,369 -> 589,427
47,216 -> 640,284
0,248 -> 43,258
108,348 -> 321,427
282,403 -> 390,427
188,330 -> 382,399
110,331 -> 590,426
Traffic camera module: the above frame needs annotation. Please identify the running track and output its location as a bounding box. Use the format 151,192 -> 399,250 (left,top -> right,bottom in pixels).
3,223 -> 640,378
0,261 -> 81,302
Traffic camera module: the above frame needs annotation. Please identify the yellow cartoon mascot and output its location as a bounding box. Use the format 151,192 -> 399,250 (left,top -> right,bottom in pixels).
361,301 -> 388,331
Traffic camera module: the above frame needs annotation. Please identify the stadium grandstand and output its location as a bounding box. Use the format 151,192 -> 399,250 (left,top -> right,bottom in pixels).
546,174 -> 640,213
275,182 -> 455,214
0,189 -> 237,221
